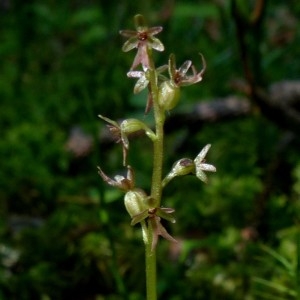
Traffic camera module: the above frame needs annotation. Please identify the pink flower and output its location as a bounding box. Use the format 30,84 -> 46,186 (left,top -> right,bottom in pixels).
168,53 -> 206,87
120,14 -> 164,70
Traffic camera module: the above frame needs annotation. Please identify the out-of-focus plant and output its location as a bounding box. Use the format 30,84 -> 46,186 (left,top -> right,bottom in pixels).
252,227 -> 300,299
97,14 -> 216,299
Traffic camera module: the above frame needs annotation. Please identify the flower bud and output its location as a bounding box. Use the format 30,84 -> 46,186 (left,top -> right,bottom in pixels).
158,80 -> 180,111
124,188 -> 149,218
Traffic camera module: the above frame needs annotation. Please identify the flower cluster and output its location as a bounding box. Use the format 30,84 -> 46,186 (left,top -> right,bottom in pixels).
98,165 -> 176,250
120,14 -> 206,113
98,15 -> 216,251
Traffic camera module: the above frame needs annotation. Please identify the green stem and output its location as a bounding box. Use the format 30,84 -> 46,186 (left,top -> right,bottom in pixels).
151,112 -> 165,205
142,221 -> 157,300
149,69 -> 165,206
143,48 -> 166,300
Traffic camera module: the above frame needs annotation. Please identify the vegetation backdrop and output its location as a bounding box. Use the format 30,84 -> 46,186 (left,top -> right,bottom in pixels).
0,0 -> 300,299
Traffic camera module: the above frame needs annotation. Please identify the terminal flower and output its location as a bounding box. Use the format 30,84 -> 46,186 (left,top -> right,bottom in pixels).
120,14 -> 164,70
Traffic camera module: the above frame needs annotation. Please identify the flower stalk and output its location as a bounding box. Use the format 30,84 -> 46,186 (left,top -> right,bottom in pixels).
98,14 -> 216,300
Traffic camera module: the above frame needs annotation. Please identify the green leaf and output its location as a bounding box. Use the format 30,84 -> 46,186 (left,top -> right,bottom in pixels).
253,277 -> 296,297
260,245 -> 294,272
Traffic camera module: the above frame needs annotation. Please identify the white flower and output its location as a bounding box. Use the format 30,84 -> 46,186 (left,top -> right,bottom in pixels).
194,144 -> 216,183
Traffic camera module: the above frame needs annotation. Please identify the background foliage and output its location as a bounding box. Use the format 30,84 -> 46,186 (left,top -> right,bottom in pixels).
1,0 -> 300,299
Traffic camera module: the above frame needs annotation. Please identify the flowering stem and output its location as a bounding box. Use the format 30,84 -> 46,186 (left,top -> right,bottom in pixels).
149,70 -> 165,207
105,14 -> 213,300
151,107 -> 165,206
143,49 -> 166,300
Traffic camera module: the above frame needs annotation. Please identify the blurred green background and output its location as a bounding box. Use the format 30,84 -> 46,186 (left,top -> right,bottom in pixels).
1,0 -> 300,299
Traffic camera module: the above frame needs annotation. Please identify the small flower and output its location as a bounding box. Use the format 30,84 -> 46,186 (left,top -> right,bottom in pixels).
127,69 -> 150,94
158,54 -> 206,111
99,115 -> 155,165
194,144 -> 216,183
131,206 -> 177,251
162,144 -> 216,186
98,165 -> 135,191
127,65 -> 168,94
162,158 -> 195,187
127,65 -> 168,113
120,14 -> 164,70
167,53 -> 206,87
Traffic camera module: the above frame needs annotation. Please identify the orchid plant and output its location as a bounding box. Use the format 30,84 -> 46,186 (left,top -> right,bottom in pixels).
98,14 -> 216,300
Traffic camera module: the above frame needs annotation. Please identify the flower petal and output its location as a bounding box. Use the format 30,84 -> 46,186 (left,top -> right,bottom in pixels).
194,144 -> 211,165
147,26 -> 163,35
157,208 -> 176,223
98,115 -> 119,127
160,207 -> 175,213
122,37 -> 139,52
131,209 -> 149,226
200,163 -> 216,172
196,169 -> 208,183
155,218 -> 177,243
134,76 -> 149,94
98,166 -> 123,189
178,60 -> 192,76
148,36 -> 164,51
168,54 -> 177,81
119,29 -> 138,38
127,70 -> 144,78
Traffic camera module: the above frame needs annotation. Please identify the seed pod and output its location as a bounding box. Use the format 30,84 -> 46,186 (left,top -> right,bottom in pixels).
158,80 -> 180,111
